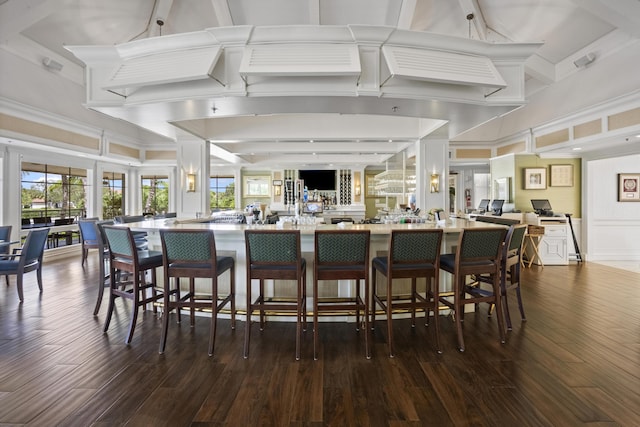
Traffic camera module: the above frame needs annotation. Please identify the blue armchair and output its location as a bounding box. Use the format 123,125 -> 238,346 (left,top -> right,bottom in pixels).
0,228 -> 49,302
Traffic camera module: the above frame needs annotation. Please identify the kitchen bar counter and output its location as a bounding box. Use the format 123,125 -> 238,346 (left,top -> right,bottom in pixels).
122,218 -> 504,321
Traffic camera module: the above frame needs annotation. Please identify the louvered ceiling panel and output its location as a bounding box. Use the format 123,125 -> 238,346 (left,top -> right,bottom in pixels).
239,44 -> 360,76
102,46 -> 222,90
382,46 -> 506,88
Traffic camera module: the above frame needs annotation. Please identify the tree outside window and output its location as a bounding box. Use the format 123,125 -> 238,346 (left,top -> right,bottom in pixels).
21,162 -> 87,223
141,175 -> 169,214
210,176 -> 235,211
102,171 -> 125,219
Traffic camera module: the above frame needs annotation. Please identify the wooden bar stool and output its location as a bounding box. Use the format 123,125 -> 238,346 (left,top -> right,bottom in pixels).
439,227 -> 507,352
371,229 -> 443,357
313,229 -> 371,359
159,229 -> 235,356
244,229 -> 307,360
102,225 -> 166,344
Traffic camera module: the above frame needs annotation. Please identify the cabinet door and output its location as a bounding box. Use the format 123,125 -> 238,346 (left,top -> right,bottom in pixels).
539,236 -> 568,265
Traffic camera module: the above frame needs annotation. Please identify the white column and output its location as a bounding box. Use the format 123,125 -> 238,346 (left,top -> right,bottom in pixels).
176,139 -> 210,217
415,136 -> 448,213
1,147 -> 22,241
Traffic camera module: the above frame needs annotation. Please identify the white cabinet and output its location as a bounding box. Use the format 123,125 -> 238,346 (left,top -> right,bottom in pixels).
538,224 -> 568,265
525,213 -> 569,265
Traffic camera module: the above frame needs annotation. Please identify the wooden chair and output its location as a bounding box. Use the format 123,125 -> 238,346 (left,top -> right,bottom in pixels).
0,225 -> 13,285
371,229 -> 444,357
439,227 -> 508,352
78,219 -> 102,267
472,224 -> 528,330
159,229 -> 235,356
78,219 -> 114,315
102,225 -> 166,344
313,229 -> 370,359
0,228 -> 49,301
114,215 -> 148,249
0,225 -> 12,254
244,229 -> 306,360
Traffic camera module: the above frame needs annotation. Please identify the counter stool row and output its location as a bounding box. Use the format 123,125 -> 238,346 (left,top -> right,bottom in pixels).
96,224 -> 527,359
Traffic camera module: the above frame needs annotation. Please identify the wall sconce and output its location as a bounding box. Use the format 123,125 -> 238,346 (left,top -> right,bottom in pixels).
355,185 -> 361,196
186,173 -> 196,192
273,179 -> 282,196
430,173 -> 440,193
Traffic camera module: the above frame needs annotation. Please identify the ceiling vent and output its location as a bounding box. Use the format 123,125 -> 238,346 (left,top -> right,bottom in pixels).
102,46 -> 222,90
382,46 -> 506,88
239,44 -> 360,76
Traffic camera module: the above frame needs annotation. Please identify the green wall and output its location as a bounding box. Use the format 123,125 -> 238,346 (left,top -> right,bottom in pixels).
491,154 -> 582,218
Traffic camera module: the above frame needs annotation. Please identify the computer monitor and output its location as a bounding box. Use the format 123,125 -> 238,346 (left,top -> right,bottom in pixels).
531,199 -> 553,215
477,199 -> 490,212
303,201 -> 323,214
491,199 -> 504,216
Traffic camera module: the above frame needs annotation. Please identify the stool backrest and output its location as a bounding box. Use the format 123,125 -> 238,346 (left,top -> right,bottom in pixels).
315,230 -> 369,266
160,229 -> 216,263
456,227 -> 507,263
245,229 -> 301,265
388,229 -> 443,266
103,226 -> 137,261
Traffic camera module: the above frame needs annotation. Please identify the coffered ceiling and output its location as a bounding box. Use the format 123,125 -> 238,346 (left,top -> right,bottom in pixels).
1,0 -> 639,167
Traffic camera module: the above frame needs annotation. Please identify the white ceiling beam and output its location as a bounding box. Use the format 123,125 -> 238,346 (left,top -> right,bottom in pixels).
456,0 -> 486,41
224,141 -> 409,154
209,142 -> 243,164
150,0 -> 175,37
396,0 -> 417,30
308,0 -> 320,25
211,0 -> 233,27
525,54 -> 556,85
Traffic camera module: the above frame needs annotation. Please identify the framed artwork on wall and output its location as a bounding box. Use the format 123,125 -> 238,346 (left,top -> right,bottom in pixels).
524,168 -> 547,190
550,164 -> 574,187
618,173 -> 640,202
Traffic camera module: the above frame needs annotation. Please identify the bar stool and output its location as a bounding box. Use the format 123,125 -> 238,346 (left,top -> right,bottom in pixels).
313,229 -> 370,359
78,219 -> 113,315
439,227 -> 508,352
522,225 -> 544,268
371,229 -> 444,357
102,225 -> 166,344
158,229 -> 235,356
244,229 -> 306,360
470,224 -> 528,329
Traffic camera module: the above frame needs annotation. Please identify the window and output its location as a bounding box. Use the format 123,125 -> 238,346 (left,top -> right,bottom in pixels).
141,175 -> 169,214
102,171 -> 125,219
473,173 -> 491,207
21,162 -> 87,223
210,175 -> 235,211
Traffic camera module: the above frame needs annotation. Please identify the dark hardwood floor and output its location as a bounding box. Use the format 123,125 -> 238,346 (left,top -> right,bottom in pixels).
1,253 -> 639,426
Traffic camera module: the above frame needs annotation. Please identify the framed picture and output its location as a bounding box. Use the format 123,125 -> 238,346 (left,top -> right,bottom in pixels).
550,164 -> 574,187
618,173 -> 640,202
524,168 -> 547,190
494,177 -> 511,202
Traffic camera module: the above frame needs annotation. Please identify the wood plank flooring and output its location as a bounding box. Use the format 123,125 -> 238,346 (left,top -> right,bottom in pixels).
1,254 -> 639,426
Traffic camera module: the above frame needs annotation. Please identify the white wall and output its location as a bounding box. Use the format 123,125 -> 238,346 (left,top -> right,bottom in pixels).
585,154 -> 640,261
